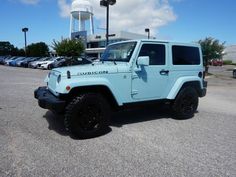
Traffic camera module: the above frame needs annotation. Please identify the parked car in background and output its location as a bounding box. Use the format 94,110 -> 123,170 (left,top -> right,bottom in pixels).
233,68 -> 236,78
4,56 -> 18,65
28,57 -> 51,68
48,57 -> 93,69
20,57 -> 40,67
15,57 -> 30,67
209,59 -> 223,66
37,57 -> 64,70
16,57 -> 32,67
0,56 -> 9,64
9,57 -> 26,66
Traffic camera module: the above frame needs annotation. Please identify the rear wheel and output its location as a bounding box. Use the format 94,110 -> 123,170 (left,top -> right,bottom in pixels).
64,93 -> 110,139
172,87 -> 199,119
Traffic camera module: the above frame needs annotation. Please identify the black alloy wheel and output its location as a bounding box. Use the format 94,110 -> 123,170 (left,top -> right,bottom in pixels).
172,87 -> 199,119
65,93 -> 110,139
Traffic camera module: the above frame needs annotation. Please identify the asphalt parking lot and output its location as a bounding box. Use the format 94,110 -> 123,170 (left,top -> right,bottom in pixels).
0,65 -> 236,177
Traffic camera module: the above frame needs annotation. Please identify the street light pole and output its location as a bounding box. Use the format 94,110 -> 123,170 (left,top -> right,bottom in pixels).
145,28 -> 150,39
100,0 -> 116,46
106,4 -> 109,46
22,27 -> 28,56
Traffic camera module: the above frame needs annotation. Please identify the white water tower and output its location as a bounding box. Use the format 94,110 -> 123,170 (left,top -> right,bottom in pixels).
70,0 -> 94,38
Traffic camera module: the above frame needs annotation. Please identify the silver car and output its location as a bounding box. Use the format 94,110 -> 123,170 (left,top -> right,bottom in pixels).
28,57 -> 50,68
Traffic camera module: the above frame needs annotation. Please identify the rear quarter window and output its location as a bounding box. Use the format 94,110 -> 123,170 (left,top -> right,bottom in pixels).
172,45 -> 200,65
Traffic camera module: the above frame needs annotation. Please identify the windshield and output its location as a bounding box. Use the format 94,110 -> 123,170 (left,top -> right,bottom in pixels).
101,42 -> 137,62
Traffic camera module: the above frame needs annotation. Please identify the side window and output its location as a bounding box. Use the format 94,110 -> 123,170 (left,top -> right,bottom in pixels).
172,45 -> 200,65
138,44 -> 165,65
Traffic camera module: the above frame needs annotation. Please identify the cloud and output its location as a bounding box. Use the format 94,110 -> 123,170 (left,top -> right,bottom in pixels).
20,0 -> 39,4
58,0 -> 71,18
58,0 -> 177,36
171,0 -> 184,2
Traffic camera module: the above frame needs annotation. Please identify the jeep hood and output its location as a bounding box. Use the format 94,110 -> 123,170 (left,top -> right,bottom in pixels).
52,62 -> 130,76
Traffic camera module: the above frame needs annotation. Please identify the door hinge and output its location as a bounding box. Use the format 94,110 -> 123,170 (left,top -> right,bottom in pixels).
132,74 -> 139,79
131,90 -> 138,95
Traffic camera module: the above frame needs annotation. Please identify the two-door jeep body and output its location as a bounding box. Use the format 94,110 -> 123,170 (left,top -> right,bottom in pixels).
35,39 -> 207,138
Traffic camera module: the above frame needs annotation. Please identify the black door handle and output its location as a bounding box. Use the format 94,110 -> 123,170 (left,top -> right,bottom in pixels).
160,70 -> 169,75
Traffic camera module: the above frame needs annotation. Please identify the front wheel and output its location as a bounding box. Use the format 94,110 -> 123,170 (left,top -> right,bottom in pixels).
172,87 -> 199,119
64,93 -> 110,139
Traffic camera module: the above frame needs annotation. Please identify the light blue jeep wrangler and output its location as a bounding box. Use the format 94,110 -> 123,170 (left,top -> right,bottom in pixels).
35,39 -> 207,138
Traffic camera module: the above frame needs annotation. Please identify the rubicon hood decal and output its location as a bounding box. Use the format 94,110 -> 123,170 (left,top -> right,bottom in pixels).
77,70 -> 109,76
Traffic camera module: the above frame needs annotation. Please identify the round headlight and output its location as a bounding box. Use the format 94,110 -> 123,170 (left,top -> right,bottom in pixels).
57,74 -> 61,83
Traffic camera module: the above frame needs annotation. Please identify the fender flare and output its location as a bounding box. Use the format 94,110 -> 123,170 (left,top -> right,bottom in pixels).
56,77 -> 122,106
167,76 -> 202,99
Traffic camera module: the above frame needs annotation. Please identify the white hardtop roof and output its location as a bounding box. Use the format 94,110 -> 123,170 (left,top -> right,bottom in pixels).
109,39 -> 200,47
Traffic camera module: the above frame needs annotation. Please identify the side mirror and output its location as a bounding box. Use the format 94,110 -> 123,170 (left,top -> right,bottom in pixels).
137,56 -> 149,66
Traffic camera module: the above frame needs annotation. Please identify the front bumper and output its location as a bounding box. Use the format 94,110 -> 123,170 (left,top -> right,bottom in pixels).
200,81 -> 207,97
34,86 -> 66,112
37,63 -> 49,69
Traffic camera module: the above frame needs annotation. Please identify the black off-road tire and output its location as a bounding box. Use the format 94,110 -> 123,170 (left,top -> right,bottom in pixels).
51,110 -> 65,116
64,93 -> 110,139
172,87 -> 199,119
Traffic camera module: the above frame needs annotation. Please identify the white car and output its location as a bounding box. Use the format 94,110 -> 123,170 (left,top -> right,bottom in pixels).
28,57 -> 50,68
37,57 -> 63,70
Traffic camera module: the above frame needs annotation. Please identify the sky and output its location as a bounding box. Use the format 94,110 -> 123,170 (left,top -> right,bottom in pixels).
0,0 -> 236,49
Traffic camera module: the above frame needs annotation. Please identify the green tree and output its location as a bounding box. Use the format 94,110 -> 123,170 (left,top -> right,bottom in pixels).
11,47 -> 22,56
16,48 -> 26,56
27,42 -> 49,57
52,38 -> 85,57
0,41 -> 26,56
198,37 -> 225,66
0,41 -> 16,56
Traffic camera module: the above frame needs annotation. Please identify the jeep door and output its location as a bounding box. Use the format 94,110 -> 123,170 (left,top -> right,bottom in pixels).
131,43 -> 169,100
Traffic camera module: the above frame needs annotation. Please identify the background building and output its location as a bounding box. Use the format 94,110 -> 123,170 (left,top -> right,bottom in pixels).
223,45 -> 236,63
86,31 -> 153,58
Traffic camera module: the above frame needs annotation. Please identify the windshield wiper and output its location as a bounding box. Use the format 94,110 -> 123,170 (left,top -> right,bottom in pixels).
104,58 -> 117,65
